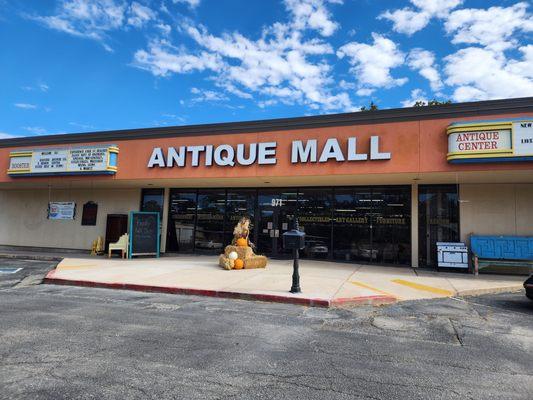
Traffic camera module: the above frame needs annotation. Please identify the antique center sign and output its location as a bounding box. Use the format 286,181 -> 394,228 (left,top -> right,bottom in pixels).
147,136 -> 391,168
8,145 -> 119,176
447,119 -> 533,163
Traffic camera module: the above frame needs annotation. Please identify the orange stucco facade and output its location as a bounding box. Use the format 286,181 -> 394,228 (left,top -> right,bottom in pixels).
1,111 -> 533,186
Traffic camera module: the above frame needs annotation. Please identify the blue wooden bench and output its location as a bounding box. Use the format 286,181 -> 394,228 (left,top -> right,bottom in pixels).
470,235 -> 533,275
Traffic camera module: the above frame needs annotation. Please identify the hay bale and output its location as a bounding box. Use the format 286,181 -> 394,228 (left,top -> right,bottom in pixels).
224,245 -> 253,260
218,254 -> 233,270
244,255 -> 268,269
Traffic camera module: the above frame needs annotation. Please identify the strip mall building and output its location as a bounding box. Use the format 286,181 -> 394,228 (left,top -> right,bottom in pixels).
1,97 -> 532,268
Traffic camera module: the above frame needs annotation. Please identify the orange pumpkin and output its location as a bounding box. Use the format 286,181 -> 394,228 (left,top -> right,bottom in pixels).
236,238 -> 247,247
234,259 -> 244,269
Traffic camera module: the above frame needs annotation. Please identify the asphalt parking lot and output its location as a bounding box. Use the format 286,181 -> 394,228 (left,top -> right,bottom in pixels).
1,258 -> 532,399
0,258 -> 57,289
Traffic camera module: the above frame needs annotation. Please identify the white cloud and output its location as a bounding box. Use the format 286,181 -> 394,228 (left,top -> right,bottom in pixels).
135,3 -> 353,112
506,45 -> 533,79
23,126 -> 48,135
190,87 -> 229,103
29,0 -> 159,50
444,46 -> 533,102
338,79 -> 356,90
0,132 -> 16,139
173,0 -> 201,8
127,2 -> 156,28
14,103 -> 37,109
401,88 -> 428,107
355,88 -> 374,97
445,2 -> 533,52
258,99 -> 278,109
284,0 -> 342,37
23,83 -> 49,92
31,0 -> 126,39
133,39 -> 222,76
189,22 -> 348,109
68,122 -> 96,130
132,0 -> 354,111
161,113 -> 186,123
411,0 -> 463,17
380,0 -> 462,35
407,48 -> 442,91
337,33 -> 407,90
379,8 -> 430,36
215,81 -> 254,100
156,22 -> 171,36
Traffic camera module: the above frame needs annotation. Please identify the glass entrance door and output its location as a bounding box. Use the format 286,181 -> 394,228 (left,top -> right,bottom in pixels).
257,189 -> 298,257
332,186 -> 411,265
418,185 -> 459,267
371,186 -> 411,264
333,188 -> 373,262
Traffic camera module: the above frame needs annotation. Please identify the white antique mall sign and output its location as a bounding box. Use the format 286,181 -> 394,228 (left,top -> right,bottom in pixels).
8,145 -> 119,176
147,136 -> 391,168
447,119 -> 533,163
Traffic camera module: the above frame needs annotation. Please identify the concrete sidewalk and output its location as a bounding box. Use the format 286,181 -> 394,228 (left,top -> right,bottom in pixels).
43,256 -> 525,307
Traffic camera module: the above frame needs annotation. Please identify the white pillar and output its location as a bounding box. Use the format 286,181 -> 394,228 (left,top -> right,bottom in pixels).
411,183 -> 419,268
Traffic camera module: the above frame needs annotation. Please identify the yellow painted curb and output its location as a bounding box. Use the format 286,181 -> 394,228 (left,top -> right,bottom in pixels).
350,281 -> 398,299
391,279 -> 454,296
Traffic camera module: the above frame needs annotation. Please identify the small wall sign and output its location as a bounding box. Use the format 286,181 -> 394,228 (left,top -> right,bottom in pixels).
81,201 -> 98,226
48,202 -> 76,220
447,119 -> 533,163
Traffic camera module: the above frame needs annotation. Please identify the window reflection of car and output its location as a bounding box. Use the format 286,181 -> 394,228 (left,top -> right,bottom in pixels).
195,240 -> 223,249
304,241 -> 329,257
357,242 -> 379,260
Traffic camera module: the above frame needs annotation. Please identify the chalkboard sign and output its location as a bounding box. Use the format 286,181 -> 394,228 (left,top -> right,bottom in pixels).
129,212 -> 160,258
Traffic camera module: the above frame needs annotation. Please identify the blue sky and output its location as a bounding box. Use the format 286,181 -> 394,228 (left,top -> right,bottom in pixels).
1,0 -> 532,138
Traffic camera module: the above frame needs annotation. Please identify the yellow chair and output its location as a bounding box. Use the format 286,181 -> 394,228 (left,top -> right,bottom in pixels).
108,234 -> 129,259
90,236 -> 105,256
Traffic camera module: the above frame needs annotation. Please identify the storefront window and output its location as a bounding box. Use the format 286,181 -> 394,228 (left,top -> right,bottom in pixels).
140,188 -> 164,217
333,188 -> 372,262
419,185 -> 459,267
166,185 -> 412,265
298,189 -> 332,259
168,191 -> 197,252
195,190 -> 226,254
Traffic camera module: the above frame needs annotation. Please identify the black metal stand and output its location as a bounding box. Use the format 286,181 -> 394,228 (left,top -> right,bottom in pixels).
290,218 -> 301,293
290,248 -> 301,293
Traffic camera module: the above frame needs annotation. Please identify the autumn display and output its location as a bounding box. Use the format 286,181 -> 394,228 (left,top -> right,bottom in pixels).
218,217 -> 268,270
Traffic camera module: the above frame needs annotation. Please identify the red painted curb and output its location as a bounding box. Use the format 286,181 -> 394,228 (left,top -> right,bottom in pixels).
43,277 -> 333,307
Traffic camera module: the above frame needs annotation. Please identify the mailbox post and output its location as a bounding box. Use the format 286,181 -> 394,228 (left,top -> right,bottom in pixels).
282,219 -> 305,293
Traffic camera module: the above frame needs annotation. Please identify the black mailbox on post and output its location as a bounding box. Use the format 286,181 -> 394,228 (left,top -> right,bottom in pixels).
283,229 -> 306,250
